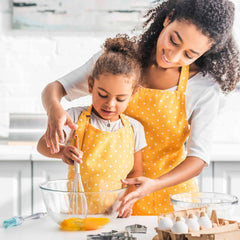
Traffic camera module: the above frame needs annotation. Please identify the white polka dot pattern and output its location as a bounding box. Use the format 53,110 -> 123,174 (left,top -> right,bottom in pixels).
68,106 -> 135,214
125,66 -> 199,215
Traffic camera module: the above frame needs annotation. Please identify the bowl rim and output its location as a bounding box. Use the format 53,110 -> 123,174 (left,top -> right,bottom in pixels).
170,191 -> 239,205
39,179 -> 128,194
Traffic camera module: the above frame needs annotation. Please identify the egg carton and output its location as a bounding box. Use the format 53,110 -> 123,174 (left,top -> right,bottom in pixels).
154,207 -> 240,240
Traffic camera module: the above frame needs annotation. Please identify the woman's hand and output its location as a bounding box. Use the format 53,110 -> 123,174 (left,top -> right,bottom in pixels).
117,184 -> 136,218
118,206 -> 133,218
118,177 -> 160,216
45,104 -> 77,154
60,145 -> 83,165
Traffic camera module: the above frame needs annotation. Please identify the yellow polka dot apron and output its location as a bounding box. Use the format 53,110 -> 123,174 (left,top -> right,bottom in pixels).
125,66 -> 198,215
68,105 -> 135,214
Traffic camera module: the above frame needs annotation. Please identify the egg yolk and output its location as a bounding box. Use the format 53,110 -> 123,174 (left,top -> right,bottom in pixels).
60,217 -> 110,231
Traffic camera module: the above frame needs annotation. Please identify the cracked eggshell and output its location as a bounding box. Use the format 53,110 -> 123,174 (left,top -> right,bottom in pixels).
158,217 -> 173,230
171,217 -> 188,234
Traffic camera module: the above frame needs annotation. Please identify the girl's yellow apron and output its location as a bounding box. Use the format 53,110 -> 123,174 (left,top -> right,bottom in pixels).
68,105 -> 135,213
125,66 -> 198,215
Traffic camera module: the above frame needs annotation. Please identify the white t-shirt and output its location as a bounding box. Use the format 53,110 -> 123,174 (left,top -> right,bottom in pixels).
63,106 -> 147,153
58,51 -> 221,165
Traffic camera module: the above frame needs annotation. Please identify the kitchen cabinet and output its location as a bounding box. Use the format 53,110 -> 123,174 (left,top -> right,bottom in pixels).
197,161 -> 240,199
1,143 -> 240,222
196,163 -> 213,192
213,162 -> 240,198
32,160 -> 67,213
0,161 -> 31,220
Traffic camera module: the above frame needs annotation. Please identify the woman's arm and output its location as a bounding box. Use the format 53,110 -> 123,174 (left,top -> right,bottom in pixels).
41,81 -> 78,153
41,52 -> 102,153
42,81 -> 66,114
119,156 -> 205,215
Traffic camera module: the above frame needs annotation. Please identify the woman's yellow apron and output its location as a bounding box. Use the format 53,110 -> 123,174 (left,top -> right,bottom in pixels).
125,66 -> 198,215
68,105 -> 135,214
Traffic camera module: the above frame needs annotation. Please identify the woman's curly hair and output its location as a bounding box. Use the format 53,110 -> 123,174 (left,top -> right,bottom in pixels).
92,34 -> 141,90
138,0 -> 240,93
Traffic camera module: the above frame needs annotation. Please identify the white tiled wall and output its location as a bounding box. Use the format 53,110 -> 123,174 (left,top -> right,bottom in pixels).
0,0 -> 240,138
0,0 -> 116,136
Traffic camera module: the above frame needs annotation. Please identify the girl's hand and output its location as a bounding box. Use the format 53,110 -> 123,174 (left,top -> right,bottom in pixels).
45,104 -> 77,154
60,145 -> 83,165
118,177 -> 159,216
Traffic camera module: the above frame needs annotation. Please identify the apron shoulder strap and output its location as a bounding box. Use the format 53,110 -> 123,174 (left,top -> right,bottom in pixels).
120,114 -> 132,129
73,105 -> 91,148
177,65 -> 189,93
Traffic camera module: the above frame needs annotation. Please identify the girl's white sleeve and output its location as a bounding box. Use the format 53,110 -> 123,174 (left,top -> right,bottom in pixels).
58,51 -> 103,101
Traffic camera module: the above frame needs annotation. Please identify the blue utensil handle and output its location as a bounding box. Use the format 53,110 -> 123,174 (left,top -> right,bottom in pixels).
3,217 -> 23,228
3,212 -> 47,229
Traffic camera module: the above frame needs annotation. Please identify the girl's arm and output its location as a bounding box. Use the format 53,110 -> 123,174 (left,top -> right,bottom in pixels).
37,134 -> 64,159
119,156 -> 205,215
37,134 -> 82,165
126,150 -> 143,179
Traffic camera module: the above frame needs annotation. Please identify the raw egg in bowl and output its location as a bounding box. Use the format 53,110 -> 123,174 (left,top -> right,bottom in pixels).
40,179 -> 127,231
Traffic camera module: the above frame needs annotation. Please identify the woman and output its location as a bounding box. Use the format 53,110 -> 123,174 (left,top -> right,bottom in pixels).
42,0 -> 240,215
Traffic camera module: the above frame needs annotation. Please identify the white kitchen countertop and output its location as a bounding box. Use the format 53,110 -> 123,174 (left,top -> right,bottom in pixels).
0,145 -> 34,161
0,145 -> 61,161
0,215 -> 158,240
0,143 -> 240,162
1,214 -> 240,240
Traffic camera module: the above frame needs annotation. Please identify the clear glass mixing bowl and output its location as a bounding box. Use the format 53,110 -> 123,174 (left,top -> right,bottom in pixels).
40,179 -> 127,230
171,192 -> 239,218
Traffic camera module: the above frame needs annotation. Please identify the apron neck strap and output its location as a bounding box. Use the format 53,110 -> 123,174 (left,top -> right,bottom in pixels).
78,104 -> 131,129
119,114 -> 131,128
177,65 -> 189,93
74,106 -> 91,149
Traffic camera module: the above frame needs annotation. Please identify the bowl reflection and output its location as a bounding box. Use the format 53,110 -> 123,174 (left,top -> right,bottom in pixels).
171,192 -> 239,218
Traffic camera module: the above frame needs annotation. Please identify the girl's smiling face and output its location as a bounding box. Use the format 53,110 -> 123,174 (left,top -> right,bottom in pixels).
156,18 -> 213,68
88,73 -> 135,122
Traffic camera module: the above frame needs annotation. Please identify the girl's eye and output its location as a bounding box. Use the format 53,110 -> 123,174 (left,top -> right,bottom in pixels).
98,92 -> 107,98
117,98 -> 127,102
170,36 -> 179,46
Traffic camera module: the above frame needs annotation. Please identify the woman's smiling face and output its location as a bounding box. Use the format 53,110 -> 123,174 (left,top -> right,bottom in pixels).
155,18 -> 213,68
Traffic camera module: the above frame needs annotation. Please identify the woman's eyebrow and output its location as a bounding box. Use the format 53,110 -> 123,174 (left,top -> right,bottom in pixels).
174,31 -> 200,56
174,31 -> 183,43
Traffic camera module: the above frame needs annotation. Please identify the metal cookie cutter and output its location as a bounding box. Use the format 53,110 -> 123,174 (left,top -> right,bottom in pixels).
87,230 -> 137,240
125,224 -> 147,234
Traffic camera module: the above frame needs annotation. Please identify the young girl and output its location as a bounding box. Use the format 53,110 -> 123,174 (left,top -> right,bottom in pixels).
41,0 -> 240,215
37,35 -> 147,217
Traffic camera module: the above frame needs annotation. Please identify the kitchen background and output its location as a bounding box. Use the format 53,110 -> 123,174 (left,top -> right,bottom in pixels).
0,0 -> 240,222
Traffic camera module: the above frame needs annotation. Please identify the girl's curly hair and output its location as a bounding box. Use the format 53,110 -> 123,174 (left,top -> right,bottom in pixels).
138,0 -> 240,93
92,34 -> 141,90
